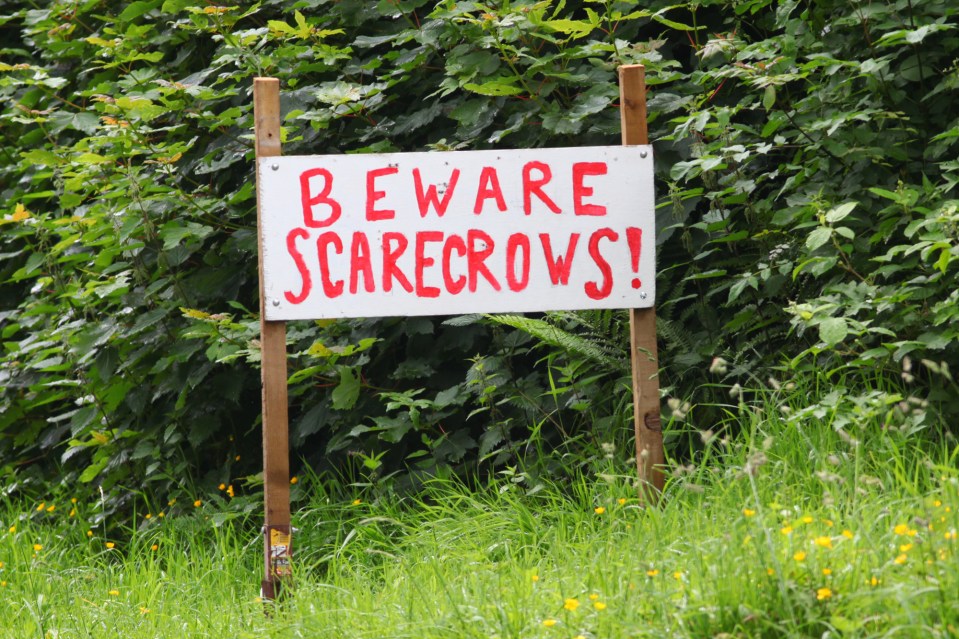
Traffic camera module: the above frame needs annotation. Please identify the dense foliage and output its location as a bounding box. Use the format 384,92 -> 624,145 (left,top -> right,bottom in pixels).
2,0 -> 958,509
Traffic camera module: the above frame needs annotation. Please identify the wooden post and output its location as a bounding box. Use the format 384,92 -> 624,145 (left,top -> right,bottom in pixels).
254,77 -> 292,599
619,65 -> 665,502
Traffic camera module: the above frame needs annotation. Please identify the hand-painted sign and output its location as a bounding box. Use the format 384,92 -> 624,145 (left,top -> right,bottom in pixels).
258,145 -> 654,320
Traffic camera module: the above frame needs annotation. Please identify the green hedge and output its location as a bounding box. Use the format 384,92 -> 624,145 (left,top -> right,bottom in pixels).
2,0 -> 957,509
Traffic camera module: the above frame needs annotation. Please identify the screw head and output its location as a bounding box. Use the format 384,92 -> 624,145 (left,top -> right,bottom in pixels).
271,163 -> 279,171
271,299 -> 280,307
640,291 -> 648,300
639,150 -> 648,159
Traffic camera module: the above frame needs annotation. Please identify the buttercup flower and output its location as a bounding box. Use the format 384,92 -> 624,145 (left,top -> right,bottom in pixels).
816,587 -> 832,600
563,598 -> 579,611
542,619 -> 557,628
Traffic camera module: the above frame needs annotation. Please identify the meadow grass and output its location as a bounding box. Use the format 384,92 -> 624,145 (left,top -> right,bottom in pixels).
1,391 -> 958,638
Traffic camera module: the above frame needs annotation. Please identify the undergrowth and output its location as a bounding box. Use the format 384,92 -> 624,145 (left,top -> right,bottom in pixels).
1,380 -> 957,638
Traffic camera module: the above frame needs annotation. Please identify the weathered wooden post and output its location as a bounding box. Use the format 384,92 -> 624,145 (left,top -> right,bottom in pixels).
254,77 -> 292,600
619,65 -> 665,502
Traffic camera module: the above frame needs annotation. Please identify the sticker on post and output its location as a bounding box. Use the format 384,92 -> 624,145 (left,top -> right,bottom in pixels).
269,527 -> 292,577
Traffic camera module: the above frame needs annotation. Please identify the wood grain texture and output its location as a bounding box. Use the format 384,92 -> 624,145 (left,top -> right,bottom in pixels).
619,65 -> 665,502
254,77 -> 291,596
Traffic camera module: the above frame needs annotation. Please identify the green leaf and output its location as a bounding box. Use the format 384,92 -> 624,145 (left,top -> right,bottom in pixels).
819,317 -> 848,347
118,0 -> 161,22
542,19 -> 596,38
806,227 -> 833,251
825,201 -> 857,224
332,367 -> 360,410
762,85 -> 776,110
463,80 -> 524,97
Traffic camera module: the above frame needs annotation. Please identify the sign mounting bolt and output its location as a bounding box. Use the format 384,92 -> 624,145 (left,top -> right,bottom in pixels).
271,163 -> 279,171
272,299 -> 280,307
640,292 -> 648,300
639,150 -> 648,159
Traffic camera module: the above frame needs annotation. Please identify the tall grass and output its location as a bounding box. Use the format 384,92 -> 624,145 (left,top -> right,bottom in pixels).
1,381 -> 957,638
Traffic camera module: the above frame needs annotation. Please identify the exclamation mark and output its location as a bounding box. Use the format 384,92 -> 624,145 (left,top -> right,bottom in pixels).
626,227 -> 643,289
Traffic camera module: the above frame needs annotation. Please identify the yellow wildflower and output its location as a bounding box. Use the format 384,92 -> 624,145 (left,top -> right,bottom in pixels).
841,529 -> 854,539
0,581 -> 5,587
814,536 -> 833,549
673,571 -> 683,580
894,524 -> 909,535
69,509 -> 76,517
793,551 -> 807,562
823,519 -> 834,527
618,498 -> 627,506
227,485 -> 235,498
594,601 -> 607,611
594,506 -> 605,514
290,476 -> 298,485
151,544 -> 159,551
106,542 -> 115,549
36,503 -> 45,512
45,505 -> 55,513
145,513 -> 152,520
780,526 -> 793,535
8,526 -> 15,534
742,508 -> 756,517
646,569 -> 659,577
352,499 -> 362,506
816,587 -> 832,600
193,500 -> 202,508
822,568 -> 832,576
588,594 -> 599,600
894,554 -> 907,565
899,543 -> 913,552
218,483 -> 226,491
934,500 -> 942,507
33,544 -> 42,551
139,607 -> 150,615
945,531 -> 957,541
71,498 -> 77,504
12,203 -> 30,222
563,598 -> 579,611
542,619 -> 557,628
158,512 -> 165,518
801,516 -> 813,524
86,530 -> 93,537
870,576 -> 880,587
108,589 -> 119,596
767,568 -> 775,576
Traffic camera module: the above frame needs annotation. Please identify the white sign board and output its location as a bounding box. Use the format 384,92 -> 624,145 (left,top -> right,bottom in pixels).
258,146 -> 655,320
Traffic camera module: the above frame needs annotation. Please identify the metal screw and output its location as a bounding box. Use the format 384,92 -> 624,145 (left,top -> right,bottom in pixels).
272,299 -> 280,307
640,292 -> 648,300
271,163 -> 279,171
639,150 -> 648,159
